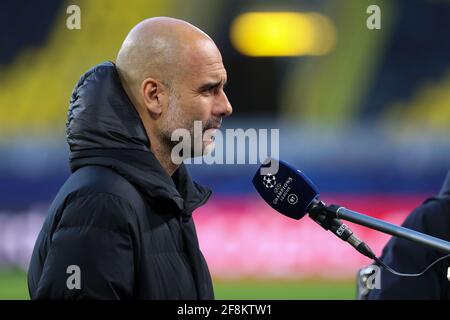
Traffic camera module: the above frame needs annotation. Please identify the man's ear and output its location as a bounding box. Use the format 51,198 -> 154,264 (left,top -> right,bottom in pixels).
141,77 -> 166,119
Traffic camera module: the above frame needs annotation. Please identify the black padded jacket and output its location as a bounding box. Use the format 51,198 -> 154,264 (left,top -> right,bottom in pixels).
28,62 -> 214,300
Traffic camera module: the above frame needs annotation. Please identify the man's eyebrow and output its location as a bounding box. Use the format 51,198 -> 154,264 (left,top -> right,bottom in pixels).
198,79 -> 227,91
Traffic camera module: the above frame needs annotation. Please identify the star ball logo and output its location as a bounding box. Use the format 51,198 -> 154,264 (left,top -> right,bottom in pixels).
262,173 -> 276,188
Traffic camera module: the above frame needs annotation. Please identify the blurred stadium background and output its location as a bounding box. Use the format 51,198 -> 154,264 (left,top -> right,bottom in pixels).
0,0 -> 449,299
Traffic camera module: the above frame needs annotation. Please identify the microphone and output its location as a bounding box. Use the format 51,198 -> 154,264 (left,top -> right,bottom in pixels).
252,158 -> 376,259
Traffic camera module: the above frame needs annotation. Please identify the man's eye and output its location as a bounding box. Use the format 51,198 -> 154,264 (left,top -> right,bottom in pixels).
203,86 -> 217,94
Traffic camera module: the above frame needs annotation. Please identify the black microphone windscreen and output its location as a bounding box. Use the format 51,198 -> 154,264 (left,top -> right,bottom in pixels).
252,158 -> 320,220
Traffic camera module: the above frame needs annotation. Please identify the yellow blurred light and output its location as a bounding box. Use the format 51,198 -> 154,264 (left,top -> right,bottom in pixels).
230,12 -> 337,57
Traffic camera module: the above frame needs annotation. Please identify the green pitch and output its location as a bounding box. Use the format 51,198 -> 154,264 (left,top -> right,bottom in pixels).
0,269 -> 356,300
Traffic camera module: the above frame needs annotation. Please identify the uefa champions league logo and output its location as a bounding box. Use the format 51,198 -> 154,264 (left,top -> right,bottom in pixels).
262,173 -> 276,188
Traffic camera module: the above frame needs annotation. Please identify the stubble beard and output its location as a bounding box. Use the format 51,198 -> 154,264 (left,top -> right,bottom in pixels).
159,94 -> 219,161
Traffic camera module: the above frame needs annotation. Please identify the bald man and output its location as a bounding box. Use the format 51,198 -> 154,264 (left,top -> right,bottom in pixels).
28,17 -> 232,300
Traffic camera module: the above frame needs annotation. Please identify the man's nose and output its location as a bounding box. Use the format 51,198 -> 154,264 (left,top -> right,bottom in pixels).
215,91 -> 233,117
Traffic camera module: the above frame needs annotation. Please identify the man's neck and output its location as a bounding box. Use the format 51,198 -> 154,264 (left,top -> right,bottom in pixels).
150,138 -> 179,177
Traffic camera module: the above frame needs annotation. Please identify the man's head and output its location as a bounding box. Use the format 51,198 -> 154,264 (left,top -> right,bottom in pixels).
116,17 -> 232,162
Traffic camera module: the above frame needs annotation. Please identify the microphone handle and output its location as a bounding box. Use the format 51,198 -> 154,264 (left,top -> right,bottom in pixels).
308,207 -> 376,259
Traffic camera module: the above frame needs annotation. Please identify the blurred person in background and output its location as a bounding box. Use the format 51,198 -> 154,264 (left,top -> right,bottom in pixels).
27,16 -> 232,299
359,172 -> 450,300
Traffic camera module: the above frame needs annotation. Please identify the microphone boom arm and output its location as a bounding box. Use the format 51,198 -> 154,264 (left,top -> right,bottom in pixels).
312,202 -> 450,255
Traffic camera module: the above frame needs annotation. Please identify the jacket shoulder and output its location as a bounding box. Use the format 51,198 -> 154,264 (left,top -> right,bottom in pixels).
402,196 -> 450,241
48,166 -> 147,229
65,165 -> 145,208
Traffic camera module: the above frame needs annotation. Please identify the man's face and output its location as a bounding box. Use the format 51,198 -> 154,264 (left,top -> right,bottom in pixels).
158,39 -> 232,158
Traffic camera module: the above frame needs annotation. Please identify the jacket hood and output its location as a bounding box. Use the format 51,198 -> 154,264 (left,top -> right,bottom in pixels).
67,62 -> 150,151
66,61 -> 211,215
